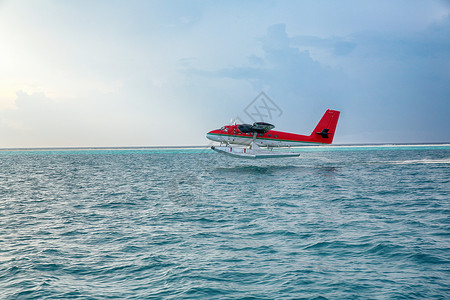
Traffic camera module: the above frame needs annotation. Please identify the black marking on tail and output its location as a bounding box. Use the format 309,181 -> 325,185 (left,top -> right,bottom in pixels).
316,129 -> 330,138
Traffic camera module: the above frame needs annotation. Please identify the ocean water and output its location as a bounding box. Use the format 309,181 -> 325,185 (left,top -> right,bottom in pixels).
0,145 -> 449,299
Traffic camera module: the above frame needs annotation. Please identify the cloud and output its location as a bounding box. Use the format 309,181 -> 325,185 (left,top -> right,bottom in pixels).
0,91 -> 168,147
290,35 -> 356,56
189,23 -> 345,97
184,24 -> 347,133
350,15 -> 450,60
185,16 -> 450,143
0,92 -> 76,147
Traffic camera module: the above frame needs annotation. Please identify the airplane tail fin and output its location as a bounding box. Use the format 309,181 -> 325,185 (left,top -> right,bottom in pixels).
310,109 -> 340,144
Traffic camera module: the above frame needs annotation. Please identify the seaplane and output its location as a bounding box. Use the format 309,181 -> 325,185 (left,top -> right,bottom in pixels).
206,109 -> 340,159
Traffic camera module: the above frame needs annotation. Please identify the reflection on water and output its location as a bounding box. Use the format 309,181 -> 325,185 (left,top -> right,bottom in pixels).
316,166 -> 340,176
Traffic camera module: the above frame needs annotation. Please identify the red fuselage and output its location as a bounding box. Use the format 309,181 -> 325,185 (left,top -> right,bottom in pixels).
206,109 -> 340,147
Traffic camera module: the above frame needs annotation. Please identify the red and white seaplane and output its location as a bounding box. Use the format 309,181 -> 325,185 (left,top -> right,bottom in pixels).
206,109 -> 340,159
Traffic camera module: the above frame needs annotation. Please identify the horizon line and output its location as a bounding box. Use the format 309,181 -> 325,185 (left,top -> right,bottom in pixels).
1,142 -> 449,152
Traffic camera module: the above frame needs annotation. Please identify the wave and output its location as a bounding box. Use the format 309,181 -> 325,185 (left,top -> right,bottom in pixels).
389,158 -> 450,165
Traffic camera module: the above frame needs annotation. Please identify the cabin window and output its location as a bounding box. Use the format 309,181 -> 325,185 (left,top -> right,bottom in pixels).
274,135 -> 278,138
268,134 -> 271,137
259,133 -> 263,137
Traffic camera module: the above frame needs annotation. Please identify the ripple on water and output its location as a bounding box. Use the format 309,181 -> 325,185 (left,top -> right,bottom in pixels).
0,148 -> 449,298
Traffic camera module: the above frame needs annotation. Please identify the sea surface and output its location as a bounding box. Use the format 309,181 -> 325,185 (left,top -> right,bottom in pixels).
0,145 -> 449,299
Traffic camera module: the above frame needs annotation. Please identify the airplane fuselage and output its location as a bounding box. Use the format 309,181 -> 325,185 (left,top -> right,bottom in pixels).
206,126 -> 324,147
206,109 -> 340,148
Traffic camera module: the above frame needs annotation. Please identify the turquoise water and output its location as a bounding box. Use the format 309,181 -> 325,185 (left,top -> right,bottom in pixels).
1,146 -> 449,299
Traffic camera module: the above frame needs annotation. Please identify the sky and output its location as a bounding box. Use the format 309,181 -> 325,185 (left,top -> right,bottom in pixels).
0,0 -> 449,147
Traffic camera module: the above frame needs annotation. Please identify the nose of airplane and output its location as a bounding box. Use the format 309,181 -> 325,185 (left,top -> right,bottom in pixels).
206,130 -> 220,142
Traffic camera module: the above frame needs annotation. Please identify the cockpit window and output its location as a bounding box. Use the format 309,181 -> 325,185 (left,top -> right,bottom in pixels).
221,127 -> 228,132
